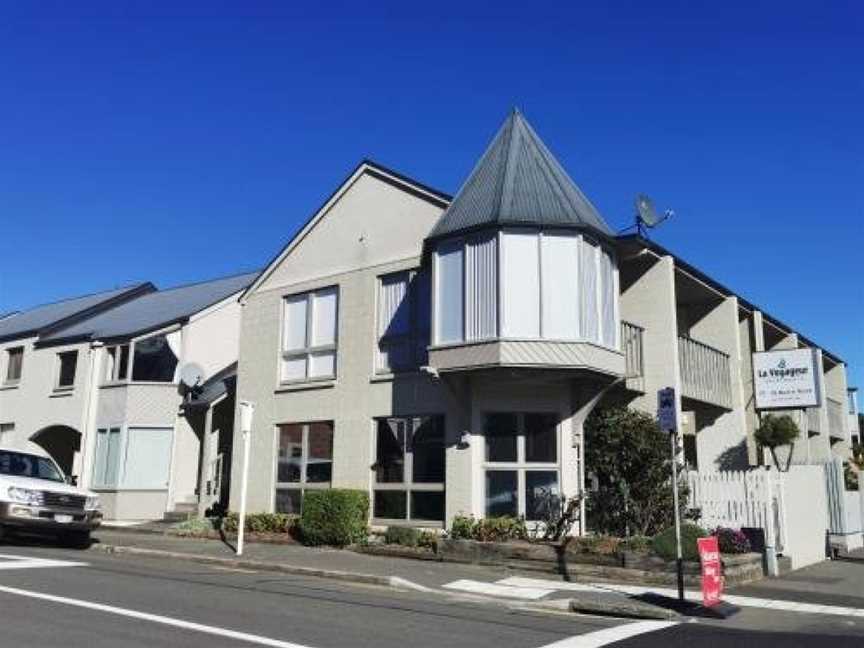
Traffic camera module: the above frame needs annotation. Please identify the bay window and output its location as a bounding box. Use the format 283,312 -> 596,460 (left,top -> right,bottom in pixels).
483,412 -> 560,521
432,230 -> 618,349
275,421 -> 333,514
373,416 -> 445,523
281,287 -> 338,382
376,270 -> 430,373
104,344 -> 130,383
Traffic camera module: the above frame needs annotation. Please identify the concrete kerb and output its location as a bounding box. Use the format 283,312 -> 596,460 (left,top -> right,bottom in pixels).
88,543 -> 688,621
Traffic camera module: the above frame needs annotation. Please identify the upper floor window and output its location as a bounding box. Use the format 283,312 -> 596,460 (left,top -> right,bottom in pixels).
281,287 -> 338,383
5,347 -> 23,383
376,270 -> 430,373
104,344 -> 130,383
131,333 -> 179,383
56,350 -> 78,390
433,230 -> 618,349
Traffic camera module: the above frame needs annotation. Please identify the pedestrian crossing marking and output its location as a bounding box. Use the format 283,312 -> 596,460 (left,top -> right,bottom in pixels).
0,553 -> 87,570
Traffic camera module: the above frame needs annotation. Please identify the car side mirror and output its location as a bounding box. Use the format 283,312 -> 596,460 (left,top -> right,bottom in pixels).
66,475 -> 78,486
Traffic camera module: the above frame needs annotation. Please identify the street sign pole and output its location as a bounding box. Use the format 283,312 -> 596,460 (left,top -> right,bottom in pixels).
237,400 -> 255,557
658,387 -> 684,601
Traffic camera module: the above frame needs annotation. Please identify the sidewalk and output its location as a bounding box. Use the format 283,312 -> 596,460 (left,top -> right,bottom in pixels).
89,528 -> 864,620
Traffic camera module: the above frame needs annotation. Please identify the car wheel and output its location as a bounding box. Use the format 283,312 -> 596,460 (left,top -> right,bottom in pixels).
61,530 -> 91,549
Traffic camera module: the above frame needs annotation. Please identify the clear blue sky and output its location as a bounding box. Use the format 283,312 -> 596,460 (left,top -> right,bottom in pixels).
2,2 -> 862,385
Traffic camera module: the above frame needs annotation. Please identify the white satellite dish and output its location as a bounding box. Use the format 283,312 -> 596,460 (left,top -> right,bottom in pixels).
634,194 -> 674,237
180,363 -> 206,390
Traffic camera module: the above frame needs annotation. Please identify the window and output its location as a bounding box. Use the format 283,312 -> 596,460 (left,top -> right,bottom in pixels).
483,412 -> 559,521
541,233 -> 579,339
131,334 -> 179,382
373,416 -> 445,523
91,426 -> 173,490
104,345 -> 130,382
501,231 -> 540,338
465,235 -> 498,341
281,288 -> 338,382
275,421 -> 333,514
56,351 -> 78,390
92,427 -> 122,488
579,238 -> 599,343
377,270 -> 430,373
435,241 -> 463,344
0,423 -> 14,445
5,347 -> 23,383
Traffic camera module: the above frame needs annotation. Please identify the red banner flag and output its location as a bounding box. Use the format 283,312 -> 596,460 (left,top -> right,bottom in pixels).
698,536 -> 723,607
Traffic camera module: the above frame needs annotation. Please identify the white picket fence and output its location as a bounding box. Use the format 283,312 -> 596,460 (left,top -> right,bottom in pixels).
686,470 -> 776,531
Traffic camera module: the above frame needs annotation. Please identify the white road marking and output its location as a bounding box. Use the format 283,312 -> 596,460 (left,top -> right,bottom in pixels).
0,584 -> 316,648
537,620 -> 677,648
0,554 -> 87,570
496,576 -> 864,618
443,579 -> 554,600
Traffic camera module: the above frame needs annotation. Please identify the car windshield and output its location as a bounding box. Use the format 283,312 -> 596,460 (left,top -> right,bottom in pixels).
0,451 -> 64,483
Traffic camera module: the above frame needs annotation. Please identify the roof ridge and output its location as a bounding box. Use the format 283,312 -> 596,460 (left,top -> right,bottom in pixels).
9,282 -> 150,313
153,269 -> 260,296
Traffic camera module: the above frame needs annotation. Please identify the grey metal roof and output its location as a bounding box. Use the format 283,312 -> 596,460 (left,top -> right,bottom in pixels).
40,272 -> 259,344
426,109 -> 614,241
0,284 -> 153,343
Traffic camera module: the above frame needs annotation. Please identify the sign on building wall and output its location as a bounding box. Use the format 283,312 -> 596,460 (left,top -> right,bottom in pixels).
753,348 -> 820,410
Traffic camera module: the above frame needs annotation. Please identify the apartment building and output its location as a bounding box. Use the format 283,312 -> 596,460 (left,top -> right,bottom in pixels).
231,109 -> 856,532
0,272 -> 256,520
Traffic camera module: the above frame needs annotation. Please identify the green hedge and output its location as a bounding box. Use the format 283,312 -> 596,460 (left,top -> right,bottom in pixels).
221,512 -> 298,535
651,523 -> 708,561
448,515 -> 527,542
300,489 -> 369,547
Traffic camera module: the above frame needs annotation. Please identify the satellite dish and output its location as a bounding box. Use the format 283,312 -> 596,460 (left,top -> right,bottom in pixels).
634,194 -> 674,237
180,363 -> 206,390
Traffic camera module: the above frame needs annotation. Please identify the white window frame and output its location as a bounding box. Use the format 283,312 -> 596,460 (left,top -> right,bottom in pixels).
280,287 -> 339,384
375,269 -> 430,374
274,421 -> 334,513
482,412 -> 561,521
371,415 -> 446,526
4,346 -> 24,384
91,424 -> 174,491
103,344 -> 131,384
54,350 -> 78,392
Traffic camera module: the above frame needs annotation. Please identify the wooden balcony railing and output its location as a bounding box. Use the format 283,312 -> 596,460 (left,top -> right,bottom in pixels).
678,336 -> 733,410
621,321 -> 645,392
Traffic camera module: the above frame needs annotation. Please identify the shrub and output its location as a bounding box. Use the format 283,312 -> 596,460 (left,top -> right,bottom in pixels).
299,489 -> 369,547
569,534 -> 621,555
585,406 -> 690,537
221,512 -> 297,534
619,535 -> 652,553
417,530 -> 438,550
755,414 -> 800,471
448,515 -> 476,540
384,526 -> 420,547
171,517 -> 217,536
712,527 -> 751,554
651,523 -> 708,561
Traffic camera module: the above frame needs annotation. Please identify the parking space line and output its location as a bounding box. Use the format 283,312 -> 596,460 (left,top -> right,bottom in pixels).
0,584 -> 315,648
537,620 -> 678,647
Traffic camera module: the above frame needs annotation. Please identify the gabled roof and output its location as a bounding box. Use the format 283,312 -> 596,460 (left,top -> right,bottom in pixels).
0,283 -> 154,344
240,159 -> 450,302
39,271 -> 259,345
426,109 -> 614,242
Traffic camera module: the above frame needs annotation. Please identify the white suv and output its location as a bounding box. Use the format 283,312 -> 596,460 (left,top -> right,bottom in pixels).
0,446 -> 101,547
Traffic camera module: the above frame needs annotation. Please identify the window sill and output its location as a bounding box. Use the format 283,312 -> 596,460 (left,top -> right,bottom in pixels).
371,519 -> 444,529
99,381 -> 128,390
369,370 -> 424,383
49,389 -> 74,398
275,379 -> 336,394
0,383 -> 20,392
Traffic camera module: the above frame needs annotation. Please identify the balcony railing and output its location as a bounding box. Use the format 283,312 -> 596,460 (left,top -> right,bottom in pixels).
621,321 -> 645,392
827,397 -> 846,440
678,336 -> 732,410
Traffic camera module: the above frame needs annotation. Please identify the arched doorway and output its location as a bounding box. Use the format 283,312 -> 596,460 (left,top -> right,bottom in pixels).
31,425 -> 82,477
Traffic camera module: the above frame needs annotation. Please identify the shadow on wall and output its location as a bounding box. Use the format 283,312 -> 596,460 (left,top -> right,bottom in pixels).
715,439 -> 751,471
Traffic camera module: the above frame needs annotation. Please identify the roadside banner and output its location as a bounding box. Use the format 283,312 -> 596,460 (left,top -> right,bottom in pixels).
697,536 -> 723,607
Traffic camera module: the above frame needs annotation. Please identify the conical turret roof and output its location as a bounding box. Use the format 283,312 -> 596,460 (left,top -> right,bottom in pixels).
427,110 -> 613,241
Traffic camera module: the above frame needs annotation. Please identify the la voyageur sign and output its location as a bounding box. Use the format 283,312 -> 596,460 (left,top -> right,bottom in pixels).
753,348 -> 820,410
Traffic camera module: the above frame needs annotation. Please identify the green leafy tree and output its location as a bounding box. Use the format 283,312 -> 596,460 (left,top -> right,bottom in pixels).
585,406 -> 688,537
754,414 -> 800,472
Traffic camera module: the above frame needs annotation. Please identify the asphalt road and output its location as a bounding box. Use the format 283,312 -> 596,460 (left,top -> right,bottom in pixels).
0,541 -> 862,648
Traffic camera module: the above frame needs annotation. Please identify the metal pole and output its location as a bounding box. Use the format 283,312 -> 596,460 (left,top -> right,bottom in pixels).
237,401 -> 255,557
671,431 -> 684,601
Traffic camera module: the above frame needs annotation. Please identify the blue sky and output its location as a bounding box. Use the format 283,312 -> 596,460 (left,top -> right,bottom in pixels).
1,1 -> 862,385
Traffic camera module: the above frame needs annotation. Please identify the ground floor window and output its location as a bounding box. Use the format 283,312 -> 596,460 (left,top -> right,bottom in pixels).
275,421 -> 334,514
373,415 -> 445,524
483,412 -> 560,521
91,426 -> 173,490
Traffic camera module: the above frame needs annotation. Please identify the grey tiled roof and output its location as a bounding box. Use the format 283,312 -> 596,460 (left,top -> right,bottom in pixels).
0,284 -> 152,343
41,272 -> 259,343
427,109 -> 613,241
